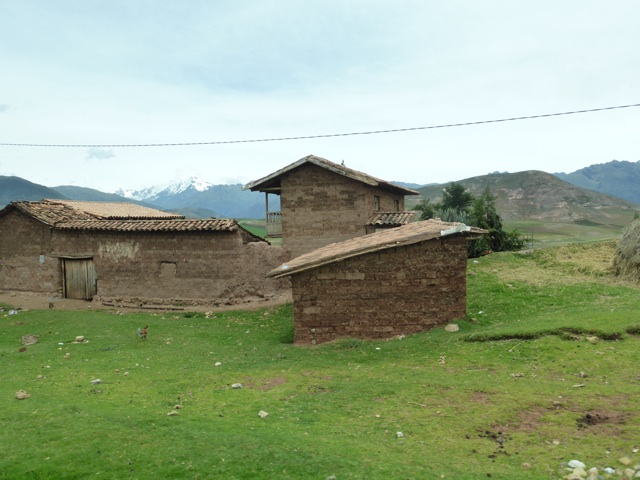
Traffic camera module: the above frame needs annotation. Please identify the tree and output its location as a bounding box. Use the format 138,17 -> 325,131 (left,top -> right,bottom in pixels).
413,198 -> 436,220
441,182 -> 474,213
467,186 -> 525,257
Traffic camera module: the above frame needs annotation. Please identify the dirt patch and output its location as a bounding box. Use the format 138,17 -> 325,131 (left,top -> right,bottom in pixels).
255,377 -> 287,391
0,290 -> 289,314
0,291 -> 95,311
470,392 -> 492,404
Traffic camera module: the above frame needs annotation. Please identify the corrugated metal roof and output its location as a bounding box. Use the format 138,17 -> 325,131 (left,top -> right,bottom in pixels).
45,199 -> 184,220
366,211 -> 417,226
56,218 -> 239,232
267,219 -> 487,278
7,199 -> 183,225
243,155 -> 420,196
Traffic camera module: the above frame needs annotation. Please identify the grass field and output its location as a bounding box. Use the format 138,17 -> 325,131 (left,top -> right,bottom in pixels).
2,242 -> 640,479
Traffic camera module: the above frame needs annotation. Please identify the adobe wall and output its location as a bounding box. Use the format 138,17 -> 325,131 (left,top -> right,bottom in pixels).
291,236 -> 468,344
0,209 -> 291,307
280,164 -> 405,257
52,229 -> 291,307
0,209 -> 60,293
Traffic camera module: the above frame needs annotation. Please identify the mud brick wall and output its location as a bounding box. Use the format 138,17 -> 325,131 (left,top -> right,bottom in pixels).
290,236 -> 468,344
0,209 -> 60,292
52,229 -> 290,307
280,163 -> 405,258
1,209 -> 291,306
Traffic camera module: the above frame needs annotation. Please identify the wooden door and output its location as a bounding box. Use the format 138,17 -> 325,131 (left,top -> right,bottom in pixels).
63,258 -> 97,299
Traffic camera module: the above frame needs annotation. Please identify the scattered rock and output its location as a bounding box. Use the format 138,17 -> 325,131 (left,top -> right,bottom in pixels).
619,457 -> 632,466
232,383 -> 243,389
396,432 -> 404,438
521,462 -> 531,469
167,411 -> 180,416
445,324 -> 459,333
174,404 -> 183,410
18,347 -> 27,352
22,334 -> 39,345
15,390 -> 30,400
63,353 -> 71,359
215,362 -> 222,367
568,460 -> 586,469
90,379 -> 102,385
258,410 -> 269,418
75,336 -> 86,343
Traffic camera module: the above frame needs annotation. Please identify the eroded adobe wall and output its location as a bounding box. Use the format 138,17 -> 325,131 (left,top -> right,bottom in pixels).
291,236 -> 468,344
280,164 -> 405,258
0,210 -> 61,293
48,230 -> 291,307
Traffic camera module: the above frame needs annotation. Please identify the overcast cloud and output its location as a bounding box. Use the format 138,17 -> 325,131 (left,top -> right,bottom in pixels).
0,1 -> 638,192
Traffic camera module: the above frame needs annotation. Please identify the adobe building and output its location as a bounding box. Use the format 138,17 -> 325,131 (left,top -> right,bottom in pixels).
267,219 -> 487,345
243,155 -> 419,258
0,199 -> 289,308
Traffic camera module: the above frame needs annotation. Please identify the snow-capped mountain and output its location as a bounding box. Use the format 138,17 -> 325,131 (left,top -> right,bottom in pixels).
115,176 -> 277,219
115,176 -> 212,202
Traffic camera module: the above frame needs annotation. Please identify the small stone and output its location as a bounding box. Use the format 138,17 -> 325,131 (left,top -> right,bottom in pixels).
231,383 -> 242,389
444,324 -> 459,333
552,440 -> 560,445
90,379 -> 102,385
603,467 -> 615,474
396,432 -> 404,438
586,336 -> 598,344
619,457 -> 632,466
587,467 -> 598,476
167,411 -> 179,416
258,410 -> 269,418
568,460 -> 586,469
75,336 -> 86,343
63,353 -> 71,359
571,466 -> 587,478
15,390 -> 30,400
623,468 -> 635,478
521,462 -> 531,469
215,362 -> 222,367
326,476 -> 337,480
174,405 -> 183,409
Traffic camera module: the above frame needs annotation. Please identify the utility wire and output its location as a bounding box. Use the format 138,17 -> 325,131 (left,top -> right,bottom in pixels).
1,102 -> 638,148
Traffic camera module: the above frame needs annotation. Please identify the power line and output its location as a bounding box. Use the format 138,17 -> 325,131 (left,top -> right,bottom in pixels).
1,102 -> 638,148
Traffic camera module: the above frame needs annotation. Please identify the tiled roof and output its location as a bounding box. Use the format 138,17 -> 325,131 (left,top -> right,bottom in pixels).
366,211 -> 417,226
56,218 -> 240,232
6,199 -> 183,226
44,199 -> 184,220
267,219 -> 487,278
243,155 -> 420,196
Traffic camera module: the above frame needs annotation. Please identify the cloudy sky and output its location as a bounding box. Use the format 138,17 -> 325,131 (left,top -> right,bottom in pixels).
0,1 -> 638,192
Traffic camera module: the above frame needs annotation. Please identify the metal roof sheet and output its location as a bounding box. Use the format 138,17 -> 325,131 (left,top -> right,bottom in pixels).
267,219 -> 487,278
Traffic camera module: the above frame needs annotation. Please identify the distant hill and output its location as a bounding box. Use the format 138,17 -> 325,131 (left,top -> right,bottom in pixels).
0,176 -> 68,206
413,170 -> 639,223
554,160 -> 640,205
118,177 -> 276,219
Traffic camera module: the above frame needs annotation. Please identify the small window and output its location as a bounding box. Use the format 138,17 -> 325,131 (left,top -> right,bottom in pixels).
374,195 -> 381,211
394,199 -> 400,211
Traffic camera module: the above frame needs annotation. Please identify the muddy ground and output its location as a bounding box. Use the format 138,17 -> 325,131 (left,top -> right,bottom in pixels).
0,290 -> 289,314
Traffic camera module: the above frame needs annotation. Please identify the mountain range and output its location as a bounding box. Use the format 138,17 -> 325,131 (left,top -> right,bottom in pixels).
1,160 -> 638,221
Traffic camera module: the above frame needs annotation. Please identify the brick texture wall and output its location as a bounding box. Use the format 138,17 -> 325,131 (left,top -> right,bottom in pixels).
0,209 -> 291,307
290,236 -> 468,344
0,209 -> 60,292
280,164 -> 405,258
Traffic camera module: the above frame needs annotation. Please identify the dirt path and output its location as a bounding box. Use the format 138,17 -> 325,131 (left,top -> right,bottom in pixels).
0,290 -> 290,313
0,291 -> 95,311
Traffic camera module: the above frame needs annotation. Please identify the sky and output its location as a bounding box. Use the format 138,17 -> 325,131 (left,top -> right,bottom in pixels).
0,1 -> 638,193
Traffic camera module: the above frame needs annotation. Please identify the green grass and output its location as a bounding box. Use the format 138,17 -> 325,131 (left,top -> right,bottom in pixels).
2,243 -> 640,479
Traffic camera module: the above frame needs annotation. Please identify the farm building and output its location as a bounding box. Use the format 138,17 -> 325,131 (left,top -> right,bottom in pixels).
0,199 -> 289,308
267,219 -> 487,344
243,155 -> 419,257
